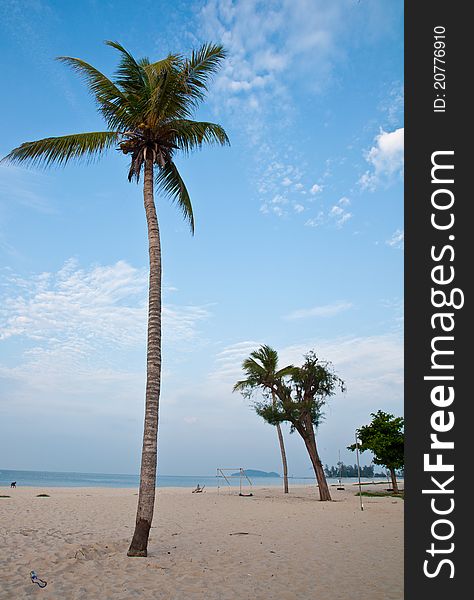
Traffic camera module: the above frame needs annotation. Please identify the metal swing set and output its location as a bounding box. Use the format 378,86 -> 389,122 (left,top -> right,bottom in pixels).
216,468 -> 253,496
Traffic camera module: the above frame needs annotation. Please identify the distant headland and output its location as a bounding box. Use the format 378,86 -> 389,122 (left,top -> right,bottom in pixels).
232,469 -> 280,478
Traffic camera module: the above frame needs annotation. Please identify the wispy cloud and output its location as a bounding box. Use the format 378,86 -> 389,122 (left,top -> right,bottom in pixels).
329,197 -> 352,228
209,340 -> 262,384
278,334 -> 403,400
210,332 -> 403,412
310,183 -> 323,195
284,301 -> 353,320
0,260 -> 211,410
200,0 -> 345,108
305,197 -> 352,229
197,1 -> 366,220
379,81 -> 404,128
0,259 -> 147,346
386,228 -> 404,249
0,259 -> 210,347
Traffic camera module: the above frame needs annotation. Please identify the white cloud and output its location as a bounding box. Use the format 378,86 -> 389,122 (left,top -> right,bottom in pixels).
306,197 -> 352,229
284,301 -> 353,320
197,1 -> 357,220
338,196 -> 350,206
304,211 -> 324,228
360,127 -> 404,190
1,260 -> 211,346
210,340 -> 262,384
278,334 -> 403,401
211,332 -> 403,415
330,209 -> 352,228
0,260 -> 211,406
310,183 -> 323,195
380,81 -> 404,127
386,229 -> 404,249
0,259 -> 147,346
200,0 -> 345,105
293,203 -> 305,213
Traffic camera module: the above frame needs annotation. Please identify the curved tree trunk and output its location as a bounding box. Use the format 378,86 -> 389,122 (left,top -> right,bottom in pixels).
301,419 -> 331,501
276,423 -> 289,493
128,156 -> 162,557
389,467 -> 399,494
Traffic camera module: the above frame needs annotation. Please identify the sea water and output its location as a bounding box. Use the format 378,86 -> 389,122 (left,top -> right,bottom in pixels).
0,468 -> 392,489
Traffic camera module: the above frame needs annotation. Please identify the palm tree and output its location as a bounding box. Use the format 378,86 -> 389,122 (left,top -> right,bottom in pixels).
233,345 -> 292,494
3,41 -> 229,556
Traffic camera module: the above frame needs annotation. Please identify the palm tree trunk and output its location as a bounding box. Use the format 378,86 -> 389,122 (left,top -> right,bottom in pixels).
128,156 -> 162,557
276,423 -> 289,493
389,467 -> 399,494
272,391 -> 289,494
300,418 -> 331,501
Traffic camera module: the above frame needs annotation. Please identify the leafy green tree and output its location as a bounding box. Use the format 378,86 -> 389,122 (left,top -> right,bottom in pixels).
234,345 -> 293,494
348,411 -> 404,493
3,41 -> 229,556
324,464 -> 375,479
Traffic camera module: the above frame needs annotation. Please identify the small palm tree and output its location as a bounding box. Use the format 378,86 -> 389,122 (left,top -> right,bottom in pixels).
234,345 -> 293,494
3,41 -> 229,556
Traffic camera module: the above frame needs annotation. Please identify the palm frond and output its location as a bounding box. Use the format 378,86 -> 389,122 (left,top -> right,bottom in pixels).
171,120 -> 229,154
106,40 -> 147,96
148,44 -> 226,123
56,56 -> 125,106
3,131 -> 121,168
148,65 -> 196,124
57,56 -> 137,130
184,43 -> 227,104
143,54 -> 182,80
144,58 -> 187,126
233,379 -> 253,394
155,161 -> 194,233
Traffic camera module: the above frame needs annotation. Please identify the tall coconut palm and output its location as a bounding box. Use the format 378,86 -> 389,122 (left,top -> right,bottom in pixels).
3,41 -> 229,556
233,345 -> 293,494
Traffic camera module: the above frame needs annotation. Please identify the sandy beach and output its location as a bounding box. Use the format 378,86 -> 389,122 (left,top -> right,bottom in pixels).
0,484 -> 403,600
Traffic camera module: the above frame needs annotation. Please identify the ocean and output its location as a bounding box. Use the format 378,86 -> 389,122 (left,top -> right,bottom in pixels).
0,468 -> 391,489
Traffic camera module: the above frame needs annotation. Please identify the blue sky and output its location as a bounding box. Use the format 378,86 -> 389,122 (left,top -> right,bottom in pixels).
0,0 -> 403,477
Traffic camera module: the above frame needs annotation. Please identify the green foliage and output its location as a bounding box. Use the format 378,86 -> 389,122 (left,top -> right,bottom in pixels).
233,345 -> 294,402
324,463 -> 381,478
234,346 -> 344,433
348,410 -> 404,471
3,41 -> 229,234
284,351 -> 344,429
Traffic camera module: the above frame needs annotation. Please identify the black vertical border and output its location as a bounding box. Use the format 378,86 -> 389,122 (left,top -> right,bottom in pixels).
405,2 -> 468,597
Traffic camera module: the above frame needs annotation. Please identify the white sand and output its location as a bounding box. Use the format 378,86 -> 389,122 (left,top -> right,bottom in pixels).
0,484 -> 403,599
